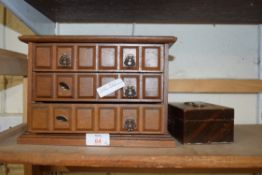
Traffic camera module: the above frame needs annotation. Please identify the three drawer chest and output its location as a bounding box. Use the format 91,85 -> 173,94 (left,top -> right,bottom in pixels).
18,35 -> 177,147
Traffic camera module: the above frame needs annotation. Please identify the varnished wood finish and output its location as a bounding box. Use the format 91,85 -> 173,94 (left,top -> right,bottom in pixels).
56,45 -> 74,69
142,46 -> 162,71
28,103 -> 164,134
77,45 -> 96,70
2,125 -> 262,172
98,46 -> 118,70
20,35 -> 176,147
31,43 -> 165,72
120,46 -> 139,70
32,73 -> 162,102
34,45 -> 52,69
19,35 -> 177,46
169,79 -> 262,93
168,102 -> 234,144
0,48 -> 27,76
25,0 -> 262,24
77,74 -> 96,99
0,124 -> 26,142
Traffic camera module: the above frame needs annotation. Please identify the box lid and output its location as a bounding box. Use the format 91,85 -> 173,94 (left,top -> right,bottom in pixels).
168,102 -> 234,121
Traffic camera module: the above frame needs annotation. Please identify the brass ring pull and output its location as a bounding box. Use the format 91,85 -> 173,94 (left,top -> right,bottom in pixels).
124,86 -> 136,98
124,119 -> 136,132
124,54 -> 135,67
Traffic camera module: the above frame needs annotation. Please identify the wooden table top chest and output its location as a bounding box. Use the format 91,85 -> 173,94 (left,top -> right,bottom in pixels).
168,102 -> 234,144
18,35 -> 177,147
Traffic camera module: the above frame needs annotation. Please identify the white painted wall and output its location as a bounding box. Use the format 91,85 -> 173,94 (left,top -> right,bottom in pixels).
58,23 -> 259,124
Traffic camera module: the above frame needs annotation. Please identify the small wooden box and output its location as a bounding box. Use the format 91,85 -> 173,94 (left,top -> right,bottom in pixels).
168,102 -> 234,144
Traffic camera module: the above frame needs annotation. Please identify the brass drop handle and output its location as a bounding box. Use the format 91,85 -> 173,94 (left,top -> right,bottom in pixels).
124,54 -> 135,67
59,82 -> 70,91
59,53 -> 71,67
56,115 -> 68,122
124,86 -> 136,98
124,119 -> 136,132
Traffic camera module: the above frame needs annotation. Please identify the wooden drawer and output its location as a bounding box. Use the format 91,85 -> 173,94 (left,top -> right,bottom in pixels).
29,103 -> 164,134
32,44 -> 164,72
32,73 -> 163,102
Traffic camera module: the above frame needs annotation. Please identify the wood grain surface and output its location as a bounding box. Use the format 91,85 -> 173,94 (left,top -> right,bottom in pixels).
0,49 -> 27,76
0,125 -> 262,171
169,79 -> 262,93
19,35 -> 177,46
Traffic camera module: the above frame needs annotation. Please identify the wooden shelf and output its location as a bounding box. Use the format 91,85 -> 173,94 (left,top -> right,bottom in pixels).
25,0 -> 262,24
0,124 -> 262,173
0,49 -> 27,76
169,79 -> 262,93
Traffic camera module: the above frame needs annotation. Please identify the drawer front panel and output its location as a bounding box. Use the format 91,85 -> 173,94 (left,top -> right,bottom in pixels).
77,46 -> 96,70
34,73 -> 53,98
34,45 -> 53,69
77,75 -> 96,99
30,104 -> 50,131
56,75 -> 75,98
53,105 -> 72,131
33,44 -> 163,72
33,73 -> 162,102
142,46 -> 161,71
29,104 -> 164,134
56,46 -> 74,69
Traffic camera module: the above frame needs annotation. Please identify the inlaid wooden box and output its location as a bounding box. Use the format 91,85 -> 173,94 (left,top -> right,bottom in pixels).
18,35 -> 177,147
168,102 -> 234,144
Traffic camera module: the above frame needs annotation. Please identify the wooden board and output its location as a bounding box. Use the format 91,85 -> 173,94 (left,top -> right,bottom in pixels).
25,0 -> 262,24
0,49 -> 27,76
169,79 -> 262,93
19,35 -> 177,46
1,125 -> 262,172
17,133 -> 176,148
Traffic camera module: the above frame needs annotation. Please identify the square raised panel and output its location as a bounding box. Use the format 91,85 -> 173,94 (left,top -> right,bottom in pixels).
34,45 -> 52,69
98,46 -> 117,70
142,46 -> 161,71
77,46 -> 96,70
98,75 -> 118,99
53,106 -> 72,131
120,46 -> 139,70
120,107 -> 139,132
56,75 -> 75,98
77,74 -> 96,99
56,46 -> 74,69
121,75 -> 139,99
34,74 -> 53,99
98,107 -> 117,131
142,75 -> 161,99
142,107 -> 163,132
31,105 -> 50,131
75,106 -> 95,131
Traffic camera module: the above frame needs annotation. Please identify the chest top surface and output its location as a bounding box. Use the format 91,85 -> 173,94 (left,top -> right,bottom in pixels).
19,35 -> 177,45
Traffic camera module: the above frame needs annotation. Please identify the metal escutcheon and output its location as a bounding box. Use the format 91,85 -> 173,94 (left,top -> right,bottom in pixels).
124,119 -> 136,132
